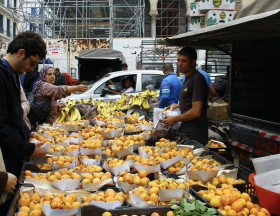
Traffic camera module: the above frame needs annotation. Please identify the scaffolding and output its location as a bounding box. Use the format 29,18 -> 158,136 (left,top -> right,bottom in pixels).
14,0 -> 145,46
156,0 -> 186,38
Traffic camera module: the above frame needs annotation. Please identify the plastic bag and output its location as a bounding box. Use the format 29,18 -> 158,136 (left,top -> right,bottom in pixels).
73,104 -> 94,116
82,105 -> 98,125
161,107 -> 181,131
149,120 -> 172,145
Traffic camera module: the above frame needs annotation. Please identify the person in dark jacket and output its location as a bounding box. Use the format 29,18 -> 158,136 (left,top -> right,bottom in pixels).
0,31 -> 47,176
20,67 -> 40,94
54,67 -> 66,86
0,31 -> 47,214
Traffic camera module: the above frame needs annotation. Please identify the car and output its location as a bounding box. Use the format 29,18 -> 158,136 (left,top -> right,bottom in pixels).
60,70 -> 165,102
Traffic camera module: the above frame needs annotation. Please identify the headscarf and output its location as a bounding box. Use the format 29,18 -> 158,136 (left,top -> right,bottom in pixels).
36,65 -> 52,88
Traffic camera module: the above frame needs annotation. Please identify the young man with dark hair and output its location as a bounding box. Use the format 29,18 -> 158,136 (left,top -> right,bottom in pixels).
162,46 -> 208,144
0,31 -> 47,179
54,67 -> 66,86
158,63 -> 182,108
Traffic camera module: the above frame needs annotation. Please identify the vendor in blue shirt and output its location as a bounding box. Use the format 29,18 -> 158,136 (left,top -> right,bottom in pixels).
182,68 -> 216,104
158,63 -> 182,108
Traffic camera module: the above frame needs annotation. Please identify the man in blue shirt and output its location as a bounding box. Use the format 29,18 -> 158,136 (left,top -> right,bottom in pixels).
158,63 -> 182,108
182,68 -> 216,104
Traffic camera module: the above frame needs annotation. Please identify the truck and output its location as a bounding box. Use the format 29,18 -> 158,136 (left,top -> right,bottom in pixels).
166,5 -> 280,173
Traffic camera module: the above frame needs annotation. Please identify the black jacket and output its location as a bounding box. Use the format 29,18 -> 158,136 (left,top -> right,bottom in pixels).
54,72 -> 66,86
0,61 -> 35,178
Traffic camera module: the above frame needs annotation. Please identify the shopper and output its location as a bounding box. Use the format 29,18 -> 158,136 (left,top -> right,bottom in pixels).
182,68 -> 216,104
54,67 -> 66,86
0,33 -> 48,215
21,67 -> 40,94
162,47 -> 208,144
158,63 -> 182,108
33,66 -> 87,125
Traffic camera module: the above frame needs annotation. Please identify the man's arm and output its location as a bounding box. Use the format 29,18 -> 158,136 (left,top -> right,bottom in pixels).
158,80 -> 170,108
162,101 -> 203,126
208,84 -> 216,103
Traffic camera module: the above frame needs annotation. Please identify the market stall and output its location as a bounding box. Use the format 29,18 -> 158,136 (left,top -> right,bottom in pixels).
8,85 -> 274,216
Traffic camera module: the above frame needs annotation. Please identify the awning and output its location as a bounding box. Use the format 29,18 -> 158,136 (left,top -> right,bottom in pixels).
166,9 -> 280,47
77,48 -> 125,61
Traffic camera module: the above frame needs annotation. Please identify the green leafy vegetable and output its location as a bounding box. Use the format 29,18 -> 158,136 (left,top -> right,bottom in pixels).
168,198 -> 217,216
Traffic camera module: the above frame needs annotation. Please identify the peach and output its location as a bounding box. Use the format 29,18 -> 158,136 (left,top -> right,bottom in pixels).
20,206 -> 31,212
228,210 -> 237,216
254,204 -> 261,211
102,212 -> 112,216
220,195 -> 230,206
230,195 -> 238,205
29,209 -> 42,216
30,193 -> 40,203
18,197 -> 30,207
224,206 -> 232,211
250,208 -> 258,215
238,198 -> 247,207
206,193 -> 215,202
149,194 -> 159,204
216,189 -> 223,196
259,208 -> 269,214
246,202 -> 254,209
151,213 -> 160,216
243,207 -> 250,215
63,196 -> 73,204
257,213 -> 266,216
210,197 -> 221,208
166,211 -> 174,216
232,201 -> 243,213
139,170 -> 148,178
240,193 -> 250,202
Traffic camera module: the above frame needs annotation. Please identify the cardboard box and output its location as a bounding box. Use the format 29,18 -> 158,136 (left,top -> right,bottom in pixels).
188,16 -> 206,32
207,100 -> 229,120
190,2 -> 203,16
200,0 -> 236,12
206,10 -> 236,27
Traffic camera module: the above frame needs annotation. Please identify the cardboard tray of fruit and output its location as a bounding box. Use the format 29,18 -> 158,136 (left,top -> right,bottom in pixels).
19,162 -> 53,184
78,204 -> 172,216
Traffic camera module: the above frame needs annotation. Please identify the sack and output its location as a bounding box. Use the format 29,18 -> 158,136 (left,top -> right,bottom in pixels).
27,84 -> 52,122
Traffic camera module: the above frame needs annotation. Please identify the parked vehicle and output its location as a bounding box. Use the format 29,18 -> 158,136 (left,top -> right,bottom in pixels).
61,70 -> 164,102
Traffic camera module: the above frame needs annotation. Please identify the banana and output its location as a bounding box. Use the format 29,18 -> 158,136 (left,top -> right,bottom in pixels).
59,111 -> 66,122
76,109 -> 81,121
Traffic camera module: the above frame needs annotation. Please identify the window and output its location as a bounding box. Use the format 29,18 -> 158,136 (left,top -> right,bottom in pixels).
13,22 -> 16,37
39,9 -> 43,15
142,74 -> 164,90
94,75 -> 137,94
0,15 -> 3,33
31,8 -> 36,14
6,18 -> 10,37
38,24 -> 42,31
13,0 -> 16,7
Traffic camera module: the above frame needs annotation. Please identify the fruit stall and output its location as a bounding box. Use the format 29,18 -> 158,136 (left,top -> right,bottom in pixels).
8,85 -> 277,216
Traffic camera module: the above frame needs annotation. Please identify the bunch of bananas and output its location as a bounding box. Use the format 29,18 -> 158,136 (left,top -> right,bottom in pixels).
55,98 -> 94,123
141,97 -> 150,109
139,88 -> 158,98
97,101 -> 116,119
116,93 -> 129,110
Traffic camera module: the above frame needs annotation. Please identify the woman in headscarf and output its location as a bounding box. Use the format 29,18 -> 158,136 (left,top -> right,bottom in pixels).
33,66 -> 87,125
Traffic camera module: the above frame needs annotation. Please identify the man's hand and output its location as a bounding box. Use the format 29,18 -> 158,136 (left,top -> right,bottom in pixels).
30,142 -> 47,158
162,116 -> 177,126
30,132 -> 36,138
57,102 -> 66,108
5,173 -> 17,193
209,97 -> 214,103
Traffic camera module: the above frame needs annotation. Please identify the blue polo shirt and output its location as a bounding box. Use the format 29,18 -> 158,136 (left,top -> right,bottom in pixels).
159,72 -> 182,108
